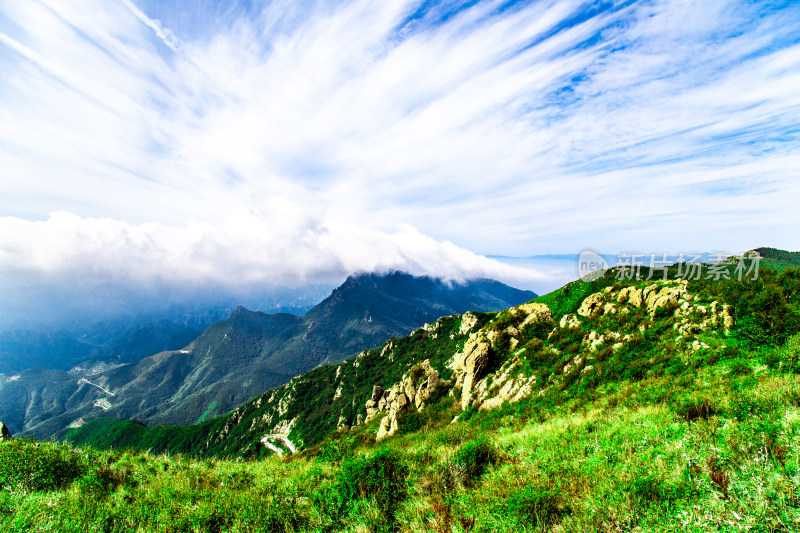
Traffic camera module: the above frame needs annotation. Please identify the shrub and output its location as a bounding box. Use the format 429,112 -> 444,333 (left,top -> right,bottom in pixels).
653,306 -> 673,319
336,449 -> 409,523
0,440 -> 87,492
729,358 -> 752,376
407,363 -> 427,387
451,438 -> 498,487
316,437 -> 354,465
78,464 -> 133,495
674,397 -> 718,422
522,319 -> 556,343
504,483 -> 569,527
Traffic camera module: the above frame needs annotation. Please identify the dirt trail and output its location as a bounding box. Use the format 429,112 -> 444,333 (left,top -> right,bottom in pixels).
77,378 -> 115,397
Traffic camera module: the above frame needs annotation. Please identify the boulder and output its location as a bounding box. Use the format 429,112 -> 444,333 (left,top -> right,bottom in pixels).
377,414 -> 400,440
512,302 -> 552,328
617,287 -> 633,304
370,385 -> 383,402
577,293 -> 604,318
722,305 -> 734,331
559,314 -> 581,329
629,288 -> 645,308
405,360 -> 441,409
642,284 -> 661,305
373,361 -> 442,439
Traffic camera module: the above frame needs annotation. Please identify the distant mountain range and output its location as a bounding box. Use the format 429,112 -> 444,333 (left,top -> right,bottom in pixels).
0,272 -> 535,439
0,320 -> 201,375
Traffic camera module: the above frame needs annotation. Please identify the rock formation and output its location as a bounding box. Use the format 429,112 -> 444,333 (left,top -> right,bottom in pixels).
370,360 -> 442,440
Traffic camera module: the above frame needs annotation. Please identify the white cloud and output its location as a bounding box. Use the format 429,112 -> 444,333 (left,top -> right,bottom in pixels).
0,0 -> 798,294
0,209 -> 548,289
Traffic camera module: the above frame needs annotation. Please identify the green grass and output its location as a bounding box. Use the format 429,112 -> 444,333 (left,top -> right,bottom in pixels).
3,357 -> 800,531
6,262 -> 800,531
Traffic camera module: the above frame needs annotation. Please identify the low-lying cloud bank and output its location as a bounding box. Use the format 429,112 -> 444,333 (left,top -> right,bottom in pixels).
0,211 -> 549,331
0,210 -> 547,289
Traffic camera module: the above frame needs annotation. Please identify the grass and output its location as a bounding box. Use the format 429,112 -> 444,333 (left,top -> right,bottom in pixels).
4,262 -> 800,531
5,343 -> 800,532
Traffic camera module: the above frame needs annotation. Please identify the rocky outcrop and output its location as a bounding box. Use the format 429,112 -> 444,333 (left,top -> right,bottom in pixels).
459,312 -> 480,335
577,293 -> 605,318
559,314 -> 581,329
452,302 -> 552,411
0,421 -> 12,441
452,335 -> 493,410
474,357 -> 537,411
372,360 -> 442,440
674,300 -> 734,336
577,280 -> 701,319
365,385 -> 384,422
512,302 -> 552,328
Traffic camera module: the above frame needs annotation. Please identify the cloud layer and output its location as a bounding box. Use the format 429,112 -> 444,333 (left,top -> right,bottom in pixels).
1,0 -> 798,293
0,209 -> 546,287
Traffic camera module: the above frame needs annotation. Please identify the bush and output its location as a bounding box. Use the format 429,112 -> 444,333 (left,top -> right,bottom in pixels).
78,464 -> 133,495
316,437 -> 354,465
336,449 -> 409,523
729,358 -> 752,376
522,319 -> 556,343
451,437 -> 498,487
504,483 -> 569,527
674,397 -> 718,422
0,439 -> 87,492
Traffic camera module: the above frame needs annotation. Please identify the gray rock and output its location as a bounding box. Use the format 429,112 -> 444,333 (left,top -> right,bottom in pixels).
453,336 -> 492,410
370,385 -> 383,402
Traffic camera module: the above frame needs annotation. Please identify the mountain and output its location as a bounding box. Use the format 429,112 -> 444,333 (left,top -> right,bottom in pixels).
6,252 -> 800,531
102,320 -> 200,364
68,251 -> 799,459
0,320 -> 199,375
754,246 -> 800,270
0,331 -> 97,374
2,272 -> 535,438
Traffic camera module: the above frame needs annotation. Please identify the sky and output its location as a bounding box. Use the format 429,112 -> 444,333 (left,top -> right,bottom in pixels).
1,0 -> 799,300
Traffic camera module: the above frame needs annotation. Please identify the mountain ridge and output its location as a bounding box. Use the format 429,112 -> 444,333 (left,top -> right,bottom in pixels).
67,251 -> 797,460
2,272 -> 535,439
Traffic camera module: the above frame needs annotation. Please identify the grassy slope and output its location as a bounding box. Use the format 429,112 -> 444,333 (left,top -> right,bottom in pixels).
4,260 -> 800,532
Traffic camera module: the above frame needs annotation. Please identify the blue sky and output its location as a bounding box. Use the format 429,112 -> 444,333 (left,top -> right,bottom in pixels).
0,0 -> 798,291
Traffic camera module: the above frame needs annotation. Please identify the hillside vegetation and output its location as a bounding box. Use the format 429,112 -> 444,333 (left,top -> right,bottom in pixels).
3,257 -> 800,532
3,273 -> 533,441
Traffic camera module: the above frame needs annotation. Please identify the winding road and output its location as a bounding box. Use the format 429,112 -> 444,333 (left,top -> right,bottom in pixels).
77,378 -> 115,397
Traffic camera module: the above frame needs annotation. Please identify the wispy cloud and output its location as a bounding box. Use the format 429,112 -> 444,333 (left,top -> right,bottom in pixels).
0,0 -> 798,292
